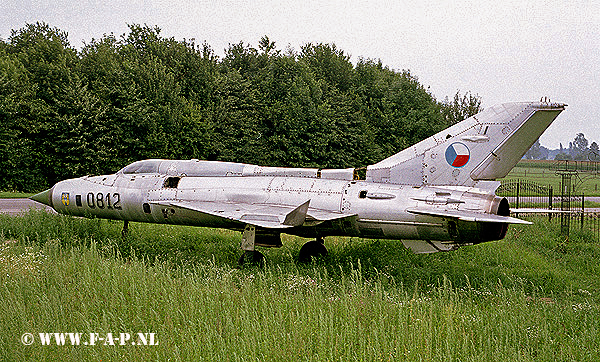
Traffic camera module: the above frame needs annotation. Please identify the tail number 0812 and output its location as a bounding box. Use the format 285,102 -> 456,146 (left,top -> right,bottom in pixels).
87,192 -> 122,209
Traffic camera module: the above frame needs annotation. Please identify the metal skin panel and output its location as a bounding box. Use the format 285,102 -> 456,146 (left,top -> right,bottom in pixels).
31,101 -> 566,254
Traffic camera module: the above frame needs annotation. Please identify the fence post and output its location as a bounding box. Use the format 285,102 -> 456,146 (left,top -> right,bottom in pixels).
581,193 -> 585,229
549,186 -> 553,221
516,180 -> 520,210
560,172 -> 571,237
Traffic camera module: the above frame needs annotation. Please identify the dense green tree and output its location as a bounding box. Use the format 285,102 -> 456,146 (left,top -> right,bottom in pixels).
590,142 -> 599,160
0,23 -> 484,191
572,133 -> 589,160
351,59 -> 445,157
299,43 -> 353,92
441,91 -> 482,126
0,53 -> 51,190
524,139 -> 542,160
555,152 -> 573,161
1,22 -> 80,189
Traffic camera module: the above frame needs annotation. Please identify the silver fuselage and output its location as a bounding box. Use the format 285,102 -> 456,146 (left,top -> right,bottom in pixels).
45,171 -> 506,243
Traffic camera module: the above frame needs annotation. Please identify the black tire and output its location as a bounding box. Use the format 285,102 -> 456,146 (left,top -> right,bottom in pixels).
298,239 -> 328,263
238,250 -> 265,267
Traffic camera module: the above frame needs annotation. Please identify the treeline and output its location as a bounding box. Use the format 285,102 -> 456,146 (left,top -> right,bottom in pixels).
554,133 -> 599,161
0,23 -> 480,192
525,133 -> 599,161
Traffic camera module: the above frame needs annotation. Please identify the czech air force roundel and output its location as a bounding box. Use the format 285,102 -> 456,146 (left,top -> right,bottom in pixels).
445,142 -> 470,168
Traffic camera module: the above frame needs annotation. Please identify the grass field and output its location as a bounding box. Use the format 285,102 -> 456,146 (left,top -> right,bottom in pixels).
0,192 -> 34,199
504,160 -> 600,196
1,210 -> 599,361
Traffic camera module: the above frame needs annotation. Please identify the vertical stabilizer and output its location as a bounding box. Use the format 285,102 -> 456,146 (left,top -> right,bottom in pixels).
366,101 -> 566,186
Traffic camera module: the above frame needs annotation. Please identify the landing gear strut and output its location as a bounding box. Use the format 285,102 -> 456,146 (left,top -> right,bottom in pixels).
298,237 -> 328,263
238,225 -> 265,267
121,220 -> 129,238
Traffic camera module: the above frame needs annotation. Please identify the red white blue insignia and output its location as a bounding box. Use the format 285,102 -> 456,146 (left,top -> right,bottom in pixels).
445,142 -> 470,168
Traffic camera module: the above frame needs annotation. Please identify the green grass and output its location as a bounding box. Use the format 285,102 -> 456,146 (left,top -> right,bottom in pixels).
0,211 -> 599,361
504,160 -> 600,196
0,192 -> 34,199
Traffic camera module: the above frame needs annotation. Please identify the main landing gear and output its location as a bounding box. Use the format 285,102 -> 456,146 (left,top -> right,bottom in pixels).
298,237 -> 328,263
237,225 -> 329,266
237,239 -> 328,266
238,225 -> 265,267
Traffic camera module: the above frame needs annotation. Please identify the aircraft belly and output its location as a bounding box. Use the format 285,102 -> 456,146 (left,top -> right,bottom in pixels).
357,219 -> 418,239
356,214 -> 448,240
144,176 -> 350,231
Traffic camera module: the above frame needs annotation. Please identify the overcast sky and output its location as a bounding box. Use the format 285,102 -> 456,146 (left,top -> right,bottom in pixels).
2,0 -> 598,149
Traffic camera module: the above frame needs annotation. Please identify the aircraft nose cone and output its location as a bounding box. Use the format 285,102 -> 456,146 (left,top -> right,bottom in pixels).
30,186 -> 54,208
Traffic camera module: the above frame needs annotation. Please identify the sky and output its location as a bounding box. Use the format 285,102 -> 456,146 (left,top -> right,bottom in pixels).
1,0 -> 598,149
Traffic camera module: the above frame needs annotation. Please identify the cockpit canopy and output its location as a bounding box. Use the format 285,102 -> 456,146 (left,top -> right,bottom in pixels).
118,159 -> 356,180
120,160 -> 163,174
119,159 -> 246,177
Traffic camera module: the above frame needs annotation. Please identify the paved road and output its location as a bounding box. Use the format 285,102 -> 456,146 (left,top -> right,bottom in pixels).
0,198 -> 56,216
505,196 -> 600,203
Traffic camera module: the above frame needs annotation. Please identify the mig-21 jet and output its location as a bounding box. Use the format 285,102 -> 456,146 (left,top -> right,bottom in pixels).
31,101 -> 566,263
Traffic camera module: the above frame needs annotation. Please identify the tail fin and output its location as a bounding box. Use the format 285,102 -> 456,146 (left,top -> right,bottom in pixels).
366,101 -> 566,186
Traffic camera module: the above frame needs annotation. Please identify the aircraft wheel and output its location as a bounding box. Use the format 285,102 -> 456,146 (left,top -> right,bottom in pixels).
238,250 -> 265,267
298,239 -> 328,263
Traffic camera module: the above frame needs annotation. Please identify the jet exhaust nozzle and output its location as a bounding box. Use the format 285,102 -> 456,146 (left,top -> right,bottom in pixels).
30,187 -> 54,208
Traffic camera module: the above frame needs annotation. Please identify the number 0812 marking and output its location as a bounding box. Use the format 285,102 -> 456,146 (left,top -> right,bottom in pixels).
86,192 -> 122,209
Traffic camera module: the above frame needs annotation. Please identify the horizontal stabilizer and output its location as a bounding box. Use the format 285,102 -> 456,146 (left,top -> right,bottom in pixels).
407,207 -> 532,224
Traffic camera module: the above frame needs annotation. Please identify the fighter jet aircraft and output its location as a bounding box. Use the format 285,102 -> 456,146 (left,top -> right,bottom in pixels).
31,101 -> 566,263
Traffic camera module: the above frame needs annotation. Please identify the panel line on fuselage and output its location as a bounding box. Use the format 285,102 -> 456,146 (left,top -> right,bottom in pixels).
357,219 -> 444,228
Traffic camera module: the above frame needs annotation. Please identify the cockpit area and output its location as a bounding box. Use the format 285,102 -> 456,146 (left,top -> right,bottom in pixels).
119,159 -> 246,177
120,160 -> 163,174
118,159 -> 357,180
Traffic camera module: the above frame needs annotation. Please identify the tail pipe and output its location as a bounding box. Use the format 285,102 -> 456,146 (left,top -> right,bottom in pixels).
451,196 -> 510,243
479,196 -> 510,241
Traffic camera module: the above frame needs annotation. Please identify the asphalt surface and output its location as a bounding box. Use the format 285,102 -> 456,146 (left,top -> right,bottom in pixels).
0,198 -> 56,216
505,196 -> 600,203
